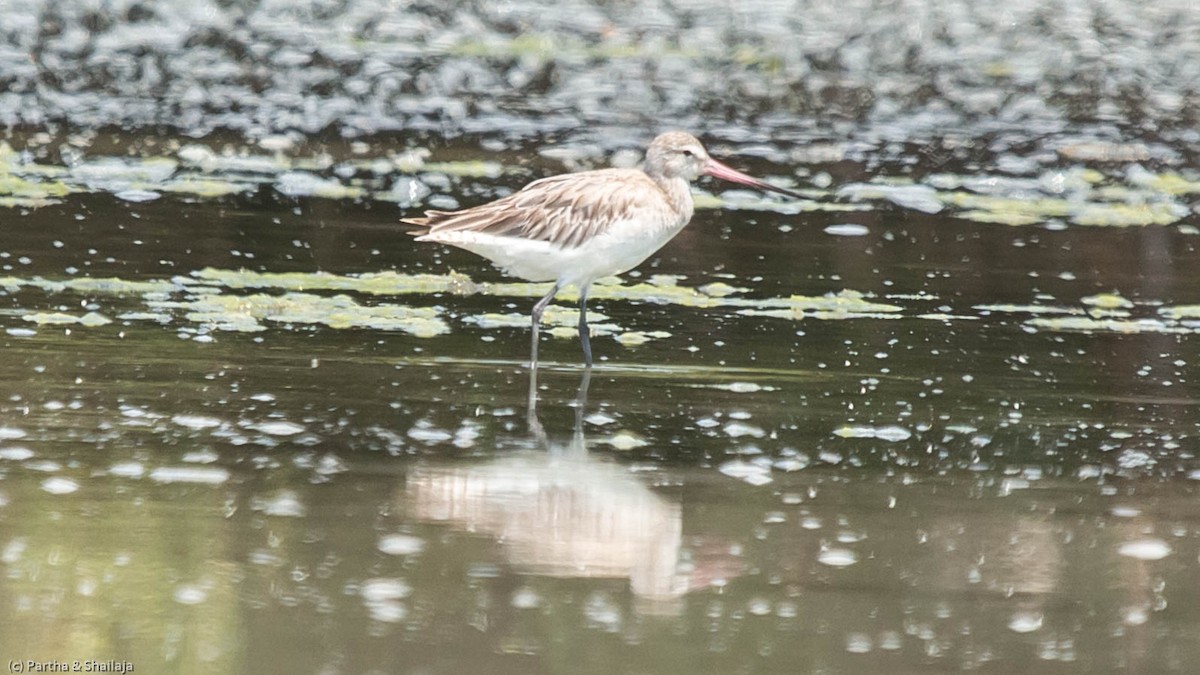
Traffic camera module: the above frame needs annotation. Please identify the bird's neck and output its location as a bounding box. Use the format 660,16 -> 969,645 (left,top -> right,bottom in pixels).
651,174 -> 695,225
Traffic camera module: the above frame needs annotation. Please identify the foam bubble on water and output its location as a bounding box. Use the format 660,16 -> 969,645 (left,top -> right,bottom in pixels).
878,630 -> 903,650
407,424 -> 453,443
366,600 -> 408,623
1121,605 -> 1150,626
1117,449 -> 1154,470
511,586 -> 542,609
583,593 -> 623,631
874,426 -> 913,442
173,583 -> 208,605
723,422 -> 765,438
252,420 -> 305,436
818,548 -> 858,567
845,632 -> 874,653
819,450 -> 845,465
361,577 -> 412,603
718,460 -> 773,486
1008,611 -> 1043,633
149,466 -> 230,484
115,189 -> 161,202
602,431 -> 648,451
0,427 -> 27,440
0,447 -> 35,461
41,477 -> 79,495
25,460 -> 60,472
1117,538 -> 1172,561
825,223 -> 870,236
109,461 -> 145,478
832,425 -> 912,442
315,453 -> 348,475
261,490 -> 306,517
172,414 -> 223,430
773,456 -> 810,472
712,382 -> 766,393
585,412 -> 617,426
1,539 -> 26,564
748,597 -> 772,616
181,448 -> 220,464
378,534 -> 425,556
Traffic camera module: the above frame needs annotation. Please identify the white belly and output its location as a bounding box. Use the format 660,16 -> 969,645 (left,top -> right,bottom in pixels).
426,218 -> 687,289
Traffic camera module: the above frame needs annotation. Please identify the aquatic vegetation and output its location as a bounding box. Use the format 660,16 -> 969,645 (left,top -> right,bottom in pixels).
614,330 -> 672,346
158,177 -> 256,198
70,156 -> 178,188
973,294 -> 1200,334
733,290 -> 904,319
464,306 -> 620,339
1081,293 -> 1133,310
147,292 -> 450,337
420,161 -> 505,179
276,172 -> 368,200
1139,171 -> 1200,196
2,133 -> 1196,237
0,275 -> 182,295
832,425 -> 912,441
22,311 -> 111,326
1025,316 -> 1192,334
844,167 -> 1197,227
177,145 -> 293,173
192,267 -> 480,296
838,183 -> 944,214
0,142 -> 77,206
0,266 -> 915,355
6,267 -> 1200,345
1159,305 -> 1200,320
973,304 -> 1085,316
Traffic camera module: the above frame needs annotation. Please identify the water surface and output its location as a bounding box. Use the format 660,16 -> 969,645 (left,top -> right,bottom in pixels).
1,1 -> 1200,673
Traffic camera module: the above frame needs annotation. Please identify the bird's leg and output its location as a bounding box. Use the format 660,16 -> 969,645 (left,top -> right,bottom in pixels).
566,367 -> 592,458
530,282 -> 561,371
526,357 -> 540,423
572,366 -> 592,422
526,365 -> 548,449
578,285 -> 593,368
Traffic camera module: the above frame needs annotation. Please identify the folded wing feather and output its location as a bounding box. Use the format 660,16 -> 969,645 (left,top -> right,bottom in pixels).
404,169 -> 667,250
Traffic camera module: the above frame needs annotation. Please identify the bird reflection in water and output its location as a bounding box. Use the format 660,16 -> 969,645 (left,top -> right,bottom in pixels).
406,368 -> 740,608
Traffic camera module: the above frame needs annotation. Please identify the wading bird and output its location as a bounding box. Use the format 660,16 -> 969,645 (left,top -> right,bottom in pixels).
405,131 -> 803,369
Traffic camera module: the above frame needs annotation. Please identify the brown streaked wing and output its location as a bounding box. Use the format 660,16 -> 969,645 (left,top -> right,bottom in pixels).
404,169 -> 665,249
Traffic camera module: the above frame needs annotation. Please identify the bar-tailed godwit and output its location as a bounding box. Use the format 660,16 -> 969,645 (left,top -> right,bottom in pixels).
405,131 -> 803,368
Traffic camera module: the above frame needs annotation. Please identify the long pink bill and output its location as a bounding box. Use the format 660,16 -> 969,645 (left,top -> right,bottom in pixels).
704,158 -> 805,199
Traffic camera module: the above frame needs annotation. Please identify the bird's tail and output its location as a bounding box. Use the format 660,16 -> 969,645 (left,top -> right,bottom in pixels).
400,215 -> 430,237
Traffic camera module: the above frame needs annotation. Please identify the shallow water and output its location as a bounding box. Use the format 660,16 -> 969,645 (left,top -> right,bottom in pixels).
1,135 -> 1198,673
2,1 -> 1200,673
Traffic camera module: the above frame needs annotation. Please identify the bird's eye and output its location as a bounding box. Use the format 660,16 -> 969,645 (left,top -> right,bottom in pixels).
681,149 -> 694,157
